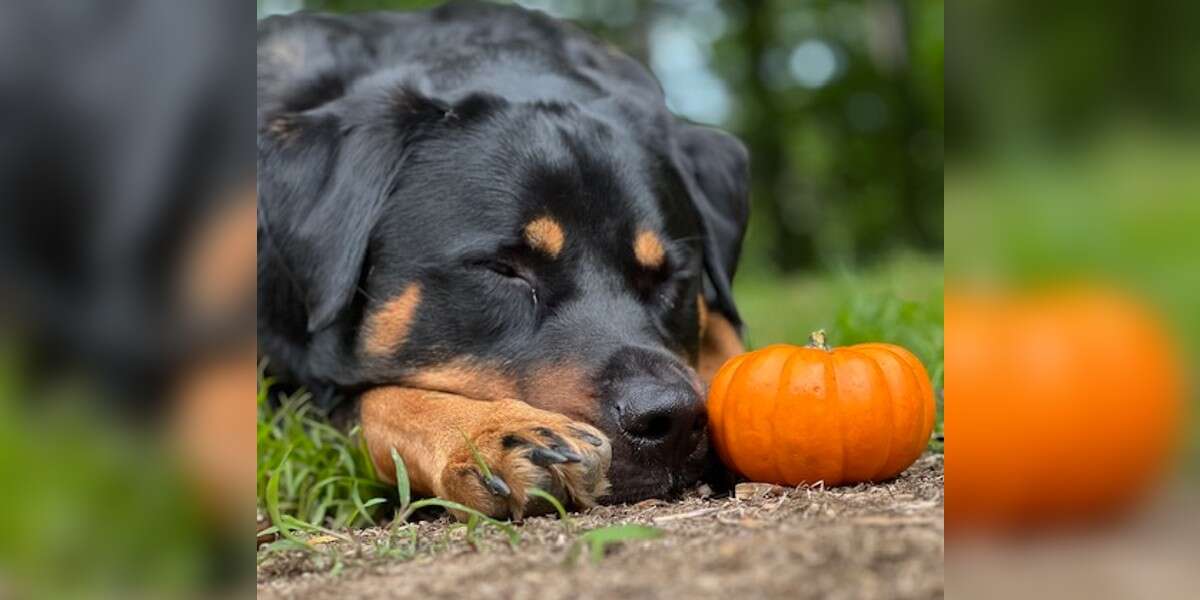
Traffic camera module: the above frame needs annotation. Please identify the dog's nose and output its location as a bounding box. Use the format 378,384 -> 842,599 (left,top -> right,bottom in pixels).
616,378 -> 706,460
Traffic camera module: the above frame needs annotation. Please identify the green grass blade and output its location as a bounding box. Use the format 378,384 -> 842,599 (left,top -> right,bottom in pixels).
280,515 -> 351,542
390,447 -> 411,516
457,429 -> 493,479
266,446 -> 310,549
527,487 -> 572,533
464,513 -> 480,549
258,538 -> 311,556
350,481 -> 377,526
405,498 -> 520,547
357,427 -> 378,481
574,524 -> 663,565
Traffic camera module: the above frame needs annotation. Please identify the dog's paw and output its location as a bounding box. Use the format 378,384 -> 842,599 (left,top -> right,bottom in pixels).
437,400 -> 611,520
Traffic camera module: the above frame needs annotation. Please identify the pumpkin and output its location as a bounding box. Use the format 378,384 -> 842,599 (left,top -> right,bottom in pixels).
707,331 -> 935,486
945,289 -> 1183,531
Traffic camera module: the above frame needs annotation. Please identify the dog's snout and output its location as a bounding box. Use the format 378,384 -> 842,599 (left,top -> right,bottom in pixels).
617,381 -> 705,451
595,344 -> 710,487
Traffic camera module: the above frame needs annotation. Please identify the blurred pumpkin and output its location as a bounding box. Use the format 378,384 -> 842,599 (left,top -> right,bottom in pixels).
945,288 -> 1184,531
707,332 -> 935,486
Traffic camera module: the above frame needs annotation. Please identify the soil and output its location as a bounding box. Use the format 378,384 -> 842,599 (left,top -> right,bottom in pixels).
257,453 -> 943,599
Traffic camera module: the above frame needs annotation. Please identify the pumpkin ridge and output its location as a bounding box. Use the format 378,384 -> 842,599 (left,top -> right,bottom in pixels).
826,350 -> 845,486
770,348 -> 804,485
867,343 -> 935,465
844,347 -> 896,481
891,347 -> 930,474
876,344 -> 932,476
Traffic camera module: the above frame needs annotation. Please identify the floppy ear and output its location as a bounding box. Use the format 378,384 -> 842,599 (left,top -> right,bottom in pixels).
257,14 -> 448,335
672,123 -> 751,328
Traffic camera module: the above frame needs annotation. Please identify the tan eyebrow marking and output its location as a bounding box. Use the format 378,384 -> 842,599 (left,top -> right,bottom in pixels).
361,283 -> 422,356
633,229 -> 665,269
523,217 -> 564,258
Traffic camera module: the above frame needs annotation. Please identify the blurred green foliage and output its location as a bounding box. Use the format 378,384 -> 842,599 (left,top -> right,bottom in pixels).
260,0 -> 945,277
946,0 -> 1200,158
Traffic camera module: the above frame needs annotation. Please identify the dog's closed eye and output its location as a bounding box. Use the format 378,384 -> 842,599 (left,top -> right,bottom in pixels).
467,258 -> 539,305
475,259 -> 522,280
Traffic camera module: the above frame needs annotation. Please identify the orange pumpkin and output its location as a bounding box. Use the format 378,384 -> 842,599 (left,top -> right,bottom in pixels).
707,331 -> 935,486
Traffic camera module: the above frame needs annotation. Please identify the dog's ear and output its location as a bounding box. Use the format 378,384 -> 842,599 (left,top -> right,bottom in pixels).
672,123 -> 751,327
257,14 -> 448,335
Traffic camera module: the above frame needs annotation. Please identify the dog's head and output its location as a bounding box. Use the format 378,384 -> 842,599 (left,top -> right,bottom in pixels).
257,8 -> 749,502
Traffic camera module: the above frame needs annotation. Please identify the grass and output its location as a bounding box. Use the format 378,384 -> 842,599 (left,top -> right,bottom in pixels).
258,411 -> 662,569
257,251 -> 946,568
567,524 -> 665,566
257,372 -> 394,529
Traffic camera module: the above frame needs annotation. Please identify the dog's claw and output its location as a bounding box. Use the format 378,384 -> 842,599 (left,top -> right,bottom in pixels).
555,447 -> 583,462
484,474 -> 511,497
530,447 -> 569,466
571,428 -> 604,447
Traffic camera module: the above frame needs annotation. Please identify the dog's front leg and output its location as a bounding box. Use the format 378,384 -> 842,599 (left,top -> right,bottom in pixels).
361,387 -> 611,520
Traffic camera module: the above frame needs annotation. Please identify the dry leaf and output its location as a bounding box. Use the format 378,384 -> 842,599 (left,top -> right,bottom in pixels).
735,482 -> 787,500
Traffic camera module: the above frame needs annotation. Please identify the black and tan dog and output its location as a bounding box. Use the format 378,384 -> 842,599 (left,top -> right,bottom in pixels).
257,1 -> 749,518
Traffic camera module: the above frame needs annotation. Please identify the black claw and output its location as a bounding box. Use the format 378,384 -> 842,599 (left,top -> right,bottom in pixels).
538,428 -> 569,445
555,447 -> 583,463
530,447 -> 569,466
484,474 -> 511,497
570,427 -> 604,447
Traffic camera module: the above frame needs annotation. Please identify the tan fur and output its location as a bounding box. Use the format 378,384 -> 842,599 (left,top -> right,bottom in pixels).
633,229 -> 665,269
361,389 -> 611,519
523,217 -> 565,258
696,293 -> 709,335
405,358 -> 519,401
523,363 -> 597,423
361,283 -> 422,356
696,299 -> 745,385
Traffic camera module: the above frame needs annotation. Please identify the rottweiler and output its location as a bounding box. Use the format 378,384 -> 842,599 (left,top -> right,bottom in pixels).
257,1 -> 749,518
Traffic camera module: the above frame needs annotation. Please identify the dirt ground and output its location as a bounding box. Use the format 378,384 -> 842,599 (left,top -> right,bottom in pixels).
258,453 -> 943,599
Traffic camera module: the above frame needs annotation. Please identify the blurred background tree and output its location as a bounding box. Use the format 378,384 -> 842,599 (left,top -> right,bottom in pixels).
257,0 -> 944,279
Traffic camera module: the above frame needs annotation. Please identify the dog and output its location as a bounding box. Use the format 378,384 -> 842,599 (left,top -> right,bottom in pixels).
257,1 -> 749,518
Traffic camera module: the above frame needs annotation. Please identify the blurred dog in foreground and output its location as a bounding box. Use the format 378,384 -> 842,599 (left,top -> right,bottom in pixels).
0,0 -> 255,524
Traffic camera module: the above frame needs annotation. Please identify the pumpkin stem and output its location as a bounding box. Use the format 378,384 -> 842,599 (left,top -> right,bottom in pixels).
807,329 -> 831,351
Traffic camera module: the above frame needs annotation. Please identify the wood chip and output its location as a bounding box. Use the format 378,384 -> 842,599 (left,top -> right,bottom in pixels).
632,498 -> 668,508
734,482 -> 788,500
651,507 -> 721,523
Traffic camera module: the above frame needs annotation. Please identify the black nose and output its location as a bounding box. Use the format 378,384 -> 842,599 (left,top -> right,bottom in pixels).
616,378 -> 706,459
